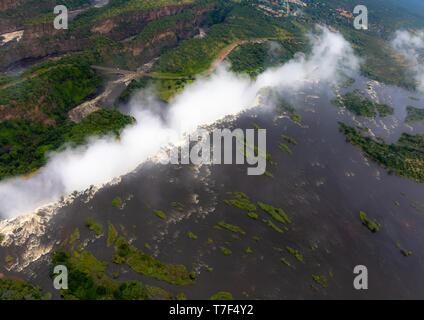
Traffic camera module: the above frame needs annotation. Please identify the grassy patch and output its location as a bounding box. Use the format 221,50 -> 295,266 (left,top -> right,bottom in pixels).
219,246 -> 232,256
107,222 -> 118,247
359,211 -> 380,233
51,248 -> 151,300
187,231 -> 198,240
153,210 -> 167,220
215,221 -> 246,235
111,197 -> 123,209
396,242 -> 412,257
224,192 -> 257,213
112,237 -> 195,285
5,255 -> 14,266
339,123 -> 424,183
286,246 -> 304,263
334,91 -> 394,117
263,219 -> 284,234
258,202 -> 291,225
312,275 -> 328,288
84,217 -> 103,236
244,246 -> 253,254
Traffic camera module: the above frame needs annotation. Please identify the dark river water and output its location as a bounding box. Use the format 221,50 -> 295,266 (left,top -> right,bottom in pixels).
2,76 -> 424,299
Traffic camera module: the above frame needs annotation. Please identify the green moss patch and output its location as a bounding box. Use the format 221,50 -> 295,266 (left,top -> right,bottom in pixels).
359,211 -> 380,233
84,217 -> 103,236
187,231 -> 198,240
286,246 -> 304,263
111,197 -> 123,209
219,246 -> 232,256
153,210 -> 167,220
215,221 -> 246,235
258,202 -> 291,225
107,222 -> 118,247
112,237 -> 195,286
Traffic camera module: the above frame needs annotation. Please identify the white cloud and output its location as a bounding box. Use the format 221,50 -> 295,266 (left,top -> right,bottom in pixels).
0,26 -> 360,218
392,29 -> 424,91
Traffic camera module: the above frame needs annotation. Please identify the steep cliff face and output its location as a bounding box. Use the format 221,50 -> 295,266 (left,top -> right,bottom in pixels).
0,3 -> 215,70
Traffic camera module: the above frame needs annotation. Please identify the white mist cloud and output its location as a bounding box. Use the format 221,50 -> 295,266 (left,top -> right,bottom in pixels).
392,29 -> 424,91
0,26 -> 359,218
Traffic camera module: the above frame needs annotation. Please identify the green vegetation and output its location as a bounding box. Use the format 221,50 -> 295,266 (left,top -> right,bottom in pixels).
396,242 -> 412,257
96,0 -> 197,20
247,212 -> 259,220
359,211 -> 380,233
225,192 -> 292,233
219,246 -> 232,256
0,49 -> 134,181
187,231 -> 198,240
0,109 -> 134,180
0,278 -> 47,300
155,5 -> 285,76
229,43 -> 269,76
228,39 -> 302,77
112,236 -> 195,285
312,275 -> 328,288
5,254 -> 14,266
278,143 -> 292,155
0,0 -> 90,25
398,133 -> 424,151
210,291 -> 233,300
51,248 -> 151,300
334,91 -> 394,117
111,197 -> 123,209
153,210 -> 167,220
244,246 -> 253,254
215,221 -> 246,235
405,106 -> 424,124
339,123 -> 424,183
69,228 -> 80,245
135,10 -> 196,43
258,202 -> 291,225
263,219 -> 284,234
0,233 -> 4,245
281,134 -> 298,146
274,94 -> 302,123
0,53 -> 101,122
224,192 -> 257,214
286,246 -> 304,263
107,222 -> 118,247
84,217 -> 103,236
